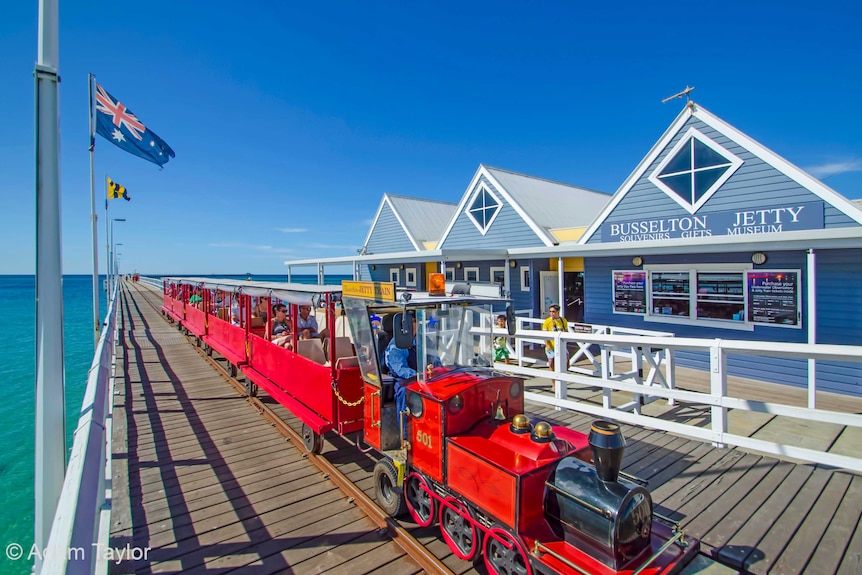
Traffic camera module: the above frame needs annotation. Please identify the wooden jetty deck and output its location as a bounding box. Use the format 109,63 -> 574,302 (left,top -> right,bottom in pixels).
113,281 -> 862,575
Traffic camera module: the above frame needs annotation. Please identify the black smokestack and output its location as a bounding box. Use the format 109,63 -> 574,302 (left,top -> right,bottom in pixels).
588,420 -> 625,482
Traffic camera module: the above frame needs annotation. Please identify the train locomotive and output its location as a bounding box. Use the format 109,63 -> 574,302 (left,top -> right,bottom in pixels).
159,275 -> 698,575
340,276 -> 699,575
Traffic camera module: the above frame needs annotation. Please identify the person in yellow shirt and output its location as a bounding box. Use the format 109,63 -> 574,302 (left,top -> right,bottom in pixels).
542,304 -> 568,392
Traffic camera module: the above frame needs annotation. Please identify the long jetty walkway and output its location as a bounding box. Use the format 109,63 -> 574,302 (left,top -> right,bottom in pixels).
112,280 -> 862,575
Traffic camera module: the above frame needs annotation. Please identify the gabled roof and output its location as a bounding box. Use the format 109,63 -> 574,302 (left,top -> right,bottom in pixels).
362,194 -> 457,252
580,102 -> 862,243
438,165 -> 611,248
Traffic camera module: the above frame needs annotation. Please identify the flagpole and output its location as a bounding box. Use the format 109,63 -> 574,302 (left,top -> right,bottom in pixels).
34,0 -> 66,570
89,73 -> 100,345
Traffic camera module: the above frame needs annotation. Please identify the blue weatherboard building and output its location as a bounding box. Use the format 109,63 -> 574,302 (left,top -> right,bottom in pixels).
513,102 -> 862,396
286,102 -> 862,396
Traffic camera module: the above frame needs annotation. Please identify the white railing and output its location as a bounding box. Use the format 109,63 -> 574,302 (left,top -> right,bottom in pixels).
496,326 -> 862,472
40,282 -> 120,574
136,275 -> 163,292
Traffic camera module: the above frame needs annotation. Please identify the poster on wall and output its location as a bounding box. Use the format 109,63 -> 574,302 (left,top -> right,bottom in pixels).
613,271 -> 646,314
746,270 -> 801,328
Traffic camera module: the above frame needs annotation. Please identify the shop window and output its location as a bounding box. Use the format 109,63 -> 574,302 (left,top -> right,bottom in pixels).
405,267 -> 417,287
650,271 -> 690,317
464,267 -> 479,282
640,264 -> 754,330
696,272 -> 744,321
389,269 -> 400,285
490,266 -> 505,286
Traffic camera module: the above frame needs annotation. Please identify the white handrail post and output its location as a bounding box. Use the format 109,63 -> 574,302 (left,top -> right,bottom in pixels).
555,331 -> 567,408
666,348 -> 676,406
807,248 -> 817,409
632,346 -> 643,415
710,339 -> 728,448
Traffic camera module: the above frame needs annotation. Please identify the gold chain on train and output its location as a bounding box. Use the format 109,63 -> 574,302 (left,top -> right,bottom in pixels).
332,382 -> 364,406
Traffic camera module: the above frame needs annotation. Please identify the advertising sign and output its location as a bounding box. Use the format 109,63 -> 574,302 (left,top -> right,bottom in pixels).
746,271 -> 800,328
613,271 -> 646,314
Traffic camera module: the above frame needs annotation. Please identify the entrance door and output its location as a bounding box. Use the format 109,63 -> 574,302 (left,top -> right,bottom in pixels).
539,271 -> 559,318
539,271 -> 584,321
564,272 -> 584,323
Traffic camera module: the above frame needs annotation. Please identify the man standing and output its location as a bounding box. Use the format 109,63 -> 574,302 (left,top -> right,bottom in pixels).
542,304 -> 568,393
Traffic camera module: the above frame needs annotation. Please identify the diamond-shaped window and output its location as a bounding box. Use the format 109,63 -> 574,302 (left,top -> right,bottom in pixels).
648,128 -> 743,214
466,185 -> 502,235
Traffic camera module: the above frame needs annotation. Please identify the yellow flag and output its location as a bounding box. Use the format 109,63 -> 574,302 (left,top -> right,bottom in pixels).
107,177 -> 130,201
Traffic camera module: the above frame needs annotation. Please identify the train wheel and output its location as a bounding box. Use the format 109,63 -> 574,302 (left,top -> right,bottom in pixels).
439,497 -> 480,561
230,364 -> 238,378
244,378 -> 258,398
405,473 -> 435,527
484,528 -> 530,575
206,344 -> 213,356
373,459 -> 406,517
301,423 -> 323,455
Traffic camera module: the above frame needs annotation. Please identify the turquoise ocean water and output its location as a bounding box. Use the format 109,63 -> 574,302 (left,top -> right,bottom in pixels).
0,273 -> 344,575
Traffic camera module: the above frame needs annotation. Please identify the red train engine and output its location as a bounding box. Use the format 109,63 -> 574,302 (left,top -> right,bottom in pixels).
342,277 -> 699,575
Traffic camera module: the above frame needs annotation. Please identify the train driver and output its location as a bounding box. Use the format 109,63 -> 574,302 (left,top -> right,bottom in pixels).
384,314 -> 417,438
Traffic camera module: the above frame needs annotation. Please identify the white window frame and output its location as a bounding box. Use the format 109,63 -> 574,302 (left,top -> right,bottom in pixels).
444,268 -> 455,281
463,267 -> 479,282
644,263 -> 754,331
520,266 -> 531,292
405,267 -> 417,287
389,268 -> 400,285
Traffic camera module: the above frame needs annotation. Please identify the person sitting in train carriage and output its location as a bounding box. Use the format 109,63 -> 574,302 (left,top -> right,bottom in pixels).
189,289 -> 203,308
296,305 -> 319,339
271,304 -> 293,349
252,298 -> 268,322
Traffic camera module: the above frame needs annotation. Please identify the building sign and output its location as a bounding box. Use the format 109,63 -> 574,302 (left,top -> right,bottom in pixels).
746,271 -> 801,328
612,271 -> 646,314
341,280 -> 396,302
601,201 -> 823,243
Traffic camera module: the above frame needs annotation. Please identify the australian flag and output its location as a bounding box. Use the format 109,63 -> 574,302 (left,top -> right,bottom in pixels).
95,83 -> 175,167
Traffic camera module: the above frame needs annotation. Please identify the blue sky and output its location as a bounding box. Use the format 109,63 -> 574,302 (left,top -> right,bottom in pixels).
1,0 -> 860,275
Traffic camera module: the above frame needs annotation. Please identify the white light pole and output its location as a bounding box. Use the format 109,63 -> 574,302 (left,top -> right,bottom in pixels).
110,218 -> 125,294
114,244 -> 123,278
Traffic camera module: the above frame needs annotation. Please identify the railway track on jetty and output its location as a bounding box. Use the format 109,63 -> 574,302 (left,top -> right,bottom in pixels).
121,279 -> 471,574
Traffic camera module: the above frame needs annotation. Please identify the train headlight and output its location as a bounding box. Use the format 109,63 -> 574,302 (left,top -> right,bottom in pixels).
509,380 -> 522,399
448,394 -> 464,414
531,421 -> 555,443
407,392 -> 424,418
510,413 -> 531,434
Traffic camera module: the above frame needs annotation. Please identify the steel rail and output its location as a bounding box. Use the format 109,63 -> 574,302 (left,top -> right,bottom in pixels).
126,280 -> 455,575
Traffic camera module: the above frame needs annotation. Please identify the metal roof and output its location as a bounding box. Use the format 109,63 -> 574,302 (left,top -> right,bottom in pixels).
285,247 -> 510,267
387,195 -> 457,244
484,166 -> 611,230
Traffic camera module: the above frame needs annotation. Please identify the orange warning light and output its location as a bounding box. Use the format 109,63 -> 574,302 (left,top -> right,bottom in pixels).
429,273 -> 446,296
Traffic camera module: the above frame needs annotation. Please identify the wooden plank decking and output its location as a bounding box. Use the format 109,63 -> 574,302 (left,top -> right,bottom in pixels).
116,281 -> 862,574
110,284 -> 422,575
